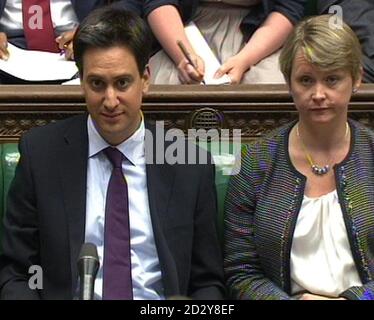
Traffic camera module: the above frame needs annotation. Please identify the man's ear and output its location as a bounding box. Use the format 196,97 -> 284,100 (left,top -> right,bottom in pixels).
142,65 -> 150,94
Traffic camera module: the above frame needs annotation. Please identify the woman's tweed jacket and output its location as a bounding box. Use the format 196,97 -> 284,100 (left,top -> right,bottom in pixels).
224,119 -> 374,300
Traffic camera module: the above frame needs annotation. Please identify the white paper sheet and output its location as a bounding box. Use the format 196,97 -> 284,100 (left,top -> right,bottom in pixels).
0,43 -> 79,81
184,22 -> 231,85
62,77 -> 81,85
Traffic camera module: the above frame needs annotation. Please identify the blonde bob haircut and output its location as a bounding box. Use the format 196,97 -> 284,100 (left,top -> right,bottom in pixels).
279,14 -> 362,84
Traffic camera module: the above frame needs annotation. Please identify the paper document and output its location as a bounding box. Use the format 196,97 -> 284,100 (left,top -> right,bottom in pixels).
62,77 -> 81,85
184,22 -> 231,85
0,43 -> 79,81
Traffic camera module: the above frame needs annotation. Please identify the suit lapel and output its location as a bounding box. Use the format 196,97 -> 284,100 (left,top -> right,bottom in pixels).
145,123 -> 179,297
58,114 -> 89,294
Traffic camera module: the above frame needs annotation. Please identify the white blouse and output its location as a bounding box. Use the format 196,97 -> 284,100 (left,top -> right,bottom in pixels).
290,190 -> 362,297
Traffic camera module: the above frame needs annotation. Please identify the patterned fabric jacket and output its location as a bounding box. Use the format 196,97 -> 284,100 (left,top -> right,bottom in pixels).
224,119 -> 374,300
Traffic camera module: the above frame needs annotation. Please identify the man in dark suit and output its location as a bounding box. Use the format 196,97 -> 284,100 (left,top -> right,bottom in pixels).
0,7 -> 225,299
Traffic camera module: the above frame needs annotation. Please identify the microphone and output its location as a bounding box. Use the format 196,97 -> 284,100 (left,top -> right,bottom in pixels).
77,243 -> 100,300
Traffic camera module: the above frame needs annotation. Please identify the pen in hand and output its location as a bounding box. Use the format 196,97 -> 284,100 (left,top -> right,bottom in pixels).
60,41 -> 71,60
176,40 -> 205,84
59,42 -> 69,56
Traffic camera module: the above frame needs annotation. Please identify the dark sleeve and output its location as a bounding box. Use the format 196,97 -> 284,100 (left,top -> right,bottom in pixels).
240,0 -> 307,42
343,1 -> 374,83
317,0 -> 374,83
316,0 -> 336,13
0,135 -> 41,300
224,145 -> 292,300
271,0 -> 307,25
142,0 -> 198,22
112,1 -> 193,23
189,160 -> 226,299
143,0 -> 179,16
110,0 -> 143,16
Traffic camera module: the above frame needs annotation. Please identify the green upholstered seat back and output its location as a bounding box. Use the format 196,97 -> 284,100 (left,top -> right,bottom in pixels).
0,143 -> 19,243
0,141 -> 242,244
196,140 -> 243,243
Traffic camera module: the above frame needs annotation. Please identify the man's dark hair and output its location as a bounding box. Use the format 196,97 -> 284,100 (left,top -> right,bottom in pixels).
73,7 -> 152,76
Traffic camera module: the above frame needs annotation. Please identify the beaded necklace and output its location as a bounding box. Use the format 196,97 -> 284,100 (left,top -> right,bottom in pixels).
296,122 -> 349,176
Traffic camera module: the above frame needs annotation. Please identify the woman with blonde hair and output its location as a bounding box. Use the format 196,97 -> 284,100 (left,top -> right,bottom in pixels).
224,14 -> 374,300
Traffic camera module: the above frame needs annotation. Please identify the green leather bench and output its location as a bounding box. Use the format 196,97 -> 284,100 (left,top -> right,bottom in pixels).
0,141 -> 240,243
0,144 -> 19,241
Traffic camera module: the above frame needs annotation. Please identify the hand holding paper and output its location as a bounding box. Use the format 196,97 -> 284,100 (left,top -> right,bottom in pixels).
0,32 -> 9,61
184,22 -> 231,85
214,54 -> 250,84
0,43 -> 78,81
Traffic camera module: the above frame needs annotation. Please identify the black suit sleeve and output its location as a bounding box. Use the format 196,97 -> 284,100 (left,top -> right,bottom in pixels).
189,161 -> 226,299
0,135 -> 41,299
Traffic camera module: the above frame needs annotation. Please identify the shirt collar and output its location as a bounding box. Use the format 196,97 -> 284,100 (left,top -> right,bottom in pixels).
87,114 -> 145,166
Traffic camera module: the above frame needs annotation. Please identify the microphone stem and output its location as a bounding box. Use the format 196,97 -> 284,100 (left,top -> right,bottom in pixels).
81,275 -> 95,300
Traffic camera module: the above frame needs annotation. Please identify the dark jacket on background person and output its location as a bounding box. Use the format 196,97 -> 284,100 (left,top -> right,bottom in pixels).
116,0 -> 307,54
317,0 -> 374,83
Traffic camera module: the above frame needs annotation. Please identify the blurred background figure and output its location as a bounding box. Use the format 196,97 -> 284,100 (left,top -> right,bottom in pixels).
224,14 -> 374,300
0,1 -> 107,60
0,0 -> 107,83
131,0 -> 307,84
317,0 -> 374,83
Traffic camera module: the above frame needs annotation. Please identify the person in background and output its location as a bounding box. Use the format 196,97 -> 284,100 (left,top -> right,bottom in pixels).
128,0 -> 306,84
317,0 -> 374,83
0,0 -> 110,84
224,14 -> 374,300
0,7 -> 224,299
0,0 -> 107,61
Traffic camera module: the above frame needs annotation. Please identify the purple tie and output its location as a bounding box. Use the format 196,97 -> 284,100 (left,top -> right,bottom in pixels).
102,147 -> 133,300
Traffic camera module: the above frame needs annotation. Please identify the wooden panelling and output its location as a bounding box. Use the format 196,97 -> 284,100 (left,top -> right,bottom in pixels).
0,84 -> 374,142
